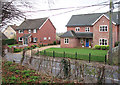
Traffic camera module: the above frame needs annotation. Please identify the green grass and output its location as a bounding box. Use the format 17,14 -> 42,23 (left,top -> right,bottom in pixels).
40,48 -> 108,62
8,44 -> 18,48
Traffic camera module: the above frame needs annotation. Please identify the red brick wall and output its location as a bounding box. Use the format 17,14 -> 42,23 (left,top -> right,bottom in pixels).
16,19 -> 56,45
67,26 -> 93,32
93,15 -> 118,47
60,38 -> 80,48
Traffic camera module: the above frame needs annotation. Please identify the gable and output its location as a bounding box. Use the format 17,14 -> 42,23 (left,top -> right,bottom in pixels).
92,14 -> 116,25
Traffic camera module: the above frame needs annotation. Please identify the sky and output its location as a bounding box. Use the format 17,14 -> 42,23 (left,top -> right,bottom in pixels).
11,0 -> 120,33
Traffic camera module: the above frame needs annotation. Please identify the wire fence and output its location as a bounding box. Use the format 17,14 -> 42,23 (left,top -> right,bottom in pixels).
35,50 -> 107,64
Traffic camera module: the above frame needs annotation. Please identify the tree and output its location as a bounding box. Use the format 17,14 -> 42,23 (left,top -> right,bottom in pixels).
0,0 -> 32,28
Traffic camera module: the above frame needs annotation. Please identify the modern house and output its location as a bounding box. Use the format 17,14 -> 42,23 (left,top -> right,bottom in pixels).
16,17 -> 56,46
60,12 -> 120,48
2,24 -> 17,39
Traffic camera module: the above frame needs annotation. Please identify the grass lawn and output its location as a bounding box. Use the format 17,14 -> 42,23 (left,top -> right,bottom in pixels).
8,44 -> 18,48
40,48 -> 108,62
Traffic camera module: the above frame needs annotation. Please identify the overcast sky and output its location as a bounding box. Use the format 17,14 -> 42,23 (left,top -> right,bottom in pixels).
12,0 -> 119,33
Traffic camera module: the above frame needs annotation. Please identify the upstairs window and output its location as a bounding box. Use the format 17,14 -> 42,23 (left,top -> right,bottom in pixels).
64,38 -> 69,44
75,27 -> 80,32
99,25 -> 108,32
18,30 -> 24,33
44,37 -> 47,40
99,38 -> 107,45
48,37 -> 51,40
18,37 -> 22,41
33,29 -> 37,33
85,27 -> 90,32
28,29 -> 31,33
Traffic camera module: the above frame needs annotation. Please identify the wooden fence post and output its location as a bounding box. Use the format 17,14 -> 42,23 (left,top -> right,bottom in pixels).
105,55 -> 107,64
75,52 -> 77,60
53,51 -> 55,58
44,50 -> 46,55
64,51 -> 65,58
89,53 -> 91,63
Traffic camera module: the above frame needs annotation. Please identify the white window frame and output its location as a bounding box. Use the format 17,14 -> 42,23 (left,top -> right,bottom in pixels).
33,29 -> 37,33
85,27 -> 90,32
75,27 -> 80,32
18,37 -> 22,41
44,37 -> 47,40
33,37 -> 37,42
18,30 -> 23,33
64,38 -> 69,44
28,29 -> 31,33
81,39 -> 83,44
99,38 -> 108,45
99,25 -> 108,32
29,37 -> 31,42
48,37 -> 51,40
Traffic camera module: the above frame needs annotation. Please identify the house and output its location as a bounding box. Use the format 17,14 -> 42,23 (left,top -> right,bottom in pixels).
60,12 -> 120,48
16,17 -> 56,46
2,24 -> 17,39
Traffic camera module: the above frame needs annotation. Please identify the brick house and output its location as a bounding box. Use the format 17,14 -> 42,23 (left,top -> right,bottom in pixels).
60,12 -> 120,48
16,17 -> 56,46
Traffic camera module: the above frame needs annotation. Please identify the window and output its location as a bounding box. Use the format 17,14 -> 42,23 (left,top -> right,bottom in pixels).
44,37 -> 47,40
48,37 -> 51,40
11,32 -> 13,35
33,29 -> 37,33
81,39 -> 83,44
33,37 -> 37,42
75,27 -> 80,32
99,38 -> 107,45
29,38 -> 31,42
28,29 -> 31,33
18,30 -> 24,33
85,27 -> 90,32
18,37 -> 22,41
99,25 -> 108,32
64,38 -> 69,44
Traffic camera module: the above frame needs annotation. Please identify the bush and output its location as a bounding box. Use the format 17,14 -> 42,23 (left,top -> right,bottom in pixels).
53,41 -> 57,45
95,45 -> 101,50
2,39 -> 17,45
106,45 -> 109,50
14,48 -> 22,53
115,42 -> 120,47
38,44 -> 41,47
101,45 -> 106,50
94,45 -> 109,50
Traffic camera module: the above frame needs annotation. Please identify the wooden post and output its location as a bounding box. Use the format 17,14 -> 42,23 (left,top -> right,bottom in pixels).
53,51 -> 55,58
105,55 -> 107,64
75,52 -> 77,60
64,51 -> 65,58
89,53 -> 91,63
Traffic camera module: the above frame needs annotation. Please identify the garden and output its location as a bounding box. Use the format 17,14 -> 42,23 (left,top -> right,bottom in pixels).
2,61 -> 71,84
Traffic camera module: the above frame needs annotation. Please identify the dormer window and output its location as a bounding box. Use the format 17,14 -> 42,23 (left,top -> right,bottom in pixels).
33,29 -> 37,33
28,29 -> 31,33
85,27 -> 90,32
18,30 -> 23,33
75,27 -> 80,32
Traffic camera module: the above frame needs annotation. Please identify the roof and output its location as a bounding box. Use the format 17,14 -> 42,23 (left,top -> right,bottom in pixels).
10,25 -> 18,30
21,34 -> 31,38
60,30 -> 77,38
66,11 -> 120,27
2,33 -> 8,40
60,30 -> 93,38
16,18 -> 48,30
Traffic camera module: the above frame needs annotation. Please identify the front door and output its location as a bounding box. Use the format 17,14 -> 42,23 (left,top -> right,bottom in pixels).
24,38 -> 28,45
86,39 -> 89,47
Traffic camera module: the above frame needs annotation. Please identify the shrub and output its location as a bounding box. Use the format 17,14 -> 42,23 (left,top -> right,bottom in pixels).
38,44 -> 41,47
95,45 -> 101,50
106,45 -> 109,50
31,45 -> 37,49
115,41 -> 120,47
9,66 -> 16,72
14,48 -> 22,53
2,39 -> 17,45
53,41 -> 57,45
4,61 -> 12,66
15,70 -> 20,74
101,45 -> 106,50
25,73 -> 30,77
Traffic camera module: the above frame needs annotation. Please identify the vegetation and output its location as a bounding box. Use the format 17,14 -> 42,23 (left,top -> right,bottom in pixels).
14,48 -> 23,53
8,44 -> 18,48
2,39 -> 17,45
2,61 -> 71,83
115,41 -> 120,47
94,45 -> 109,50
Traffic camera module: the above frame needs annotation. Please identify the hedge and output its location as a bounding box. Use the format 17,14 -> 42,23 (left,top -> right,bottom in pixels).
2,39 -> 17,45
94,45 -> 109,50
14,48 -> 22,53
